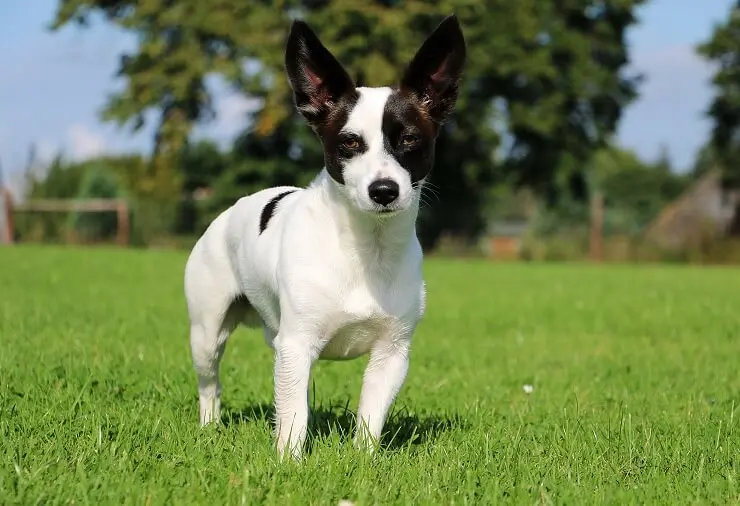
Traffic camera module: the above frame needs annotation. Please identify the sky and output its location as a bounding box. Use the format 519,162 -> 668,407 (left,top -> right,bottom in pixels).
0,0 -> 736,194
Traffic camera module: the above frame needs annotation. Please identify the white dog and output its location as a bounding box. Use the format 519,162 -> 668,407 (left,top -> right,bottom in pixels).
184,15 -> 466,459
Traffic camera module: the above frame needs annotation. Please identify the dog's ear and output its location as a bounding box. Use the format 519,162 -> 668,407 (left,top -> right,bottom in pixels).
285,20 -> 356,126
400,15 -> 466,125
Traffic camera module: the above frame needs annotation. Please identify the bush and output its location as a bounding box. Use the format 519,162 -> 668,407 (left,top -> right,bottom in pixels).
67,163 -> 124,243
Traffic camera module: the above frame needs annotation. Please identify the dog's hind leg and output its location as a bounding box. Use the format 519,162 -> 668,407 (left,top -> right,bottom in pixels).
189,296 -> 248,426
185,237 -> 250,426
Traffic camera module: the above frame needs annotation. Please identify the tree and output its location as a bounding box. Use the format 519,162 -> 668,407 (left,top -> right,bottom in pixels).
697,0 -> 740,187
51,0 -> 285,213
690,143 -> 720,180
51,0 -> 276,156
654,143 -> 673,174
592,145 -> 688,234
500,0 -> 646,205
68,162 -> 125,242
235,0 -> 646,246
52,0 -> 646,249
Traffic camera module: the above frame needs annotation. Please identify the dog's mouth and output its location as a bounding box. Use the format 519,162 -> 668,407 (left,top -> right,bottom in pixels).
372,206 -> 402,217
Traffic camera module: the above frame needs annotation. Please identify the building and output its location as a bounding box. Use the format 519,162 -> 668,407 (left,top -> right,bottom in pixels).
645,170 -> 740,250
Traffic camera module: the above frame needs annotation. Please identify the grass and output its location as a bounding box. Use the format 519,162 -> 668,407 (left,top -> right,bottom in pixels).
1,245 -> 738,505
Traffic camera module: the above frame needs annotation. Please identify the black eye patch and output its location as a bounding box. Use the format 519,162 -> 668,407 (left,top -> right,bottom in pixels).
337,132 -> 367,157
381,91 -> 437,184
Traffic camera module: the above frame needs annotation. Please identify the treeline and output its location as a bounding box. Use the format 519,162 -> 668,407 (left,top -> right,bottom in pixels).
17,140 -> 690,250
12,0 -> 740,252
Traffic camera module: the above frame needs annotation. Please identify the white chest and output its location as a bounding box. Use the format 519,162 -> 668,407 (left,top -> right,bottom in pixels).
318,283 -> 411,360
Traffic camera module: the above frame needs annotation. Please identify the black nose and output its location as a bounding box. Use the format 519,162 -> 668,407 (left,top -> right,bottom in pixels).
368,179 -> 399,206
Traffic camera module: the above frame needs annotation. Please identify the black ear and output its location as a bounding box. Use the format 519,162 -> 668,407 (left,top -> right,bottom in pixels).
285,20 -> 356,125
400,15 -> 466,125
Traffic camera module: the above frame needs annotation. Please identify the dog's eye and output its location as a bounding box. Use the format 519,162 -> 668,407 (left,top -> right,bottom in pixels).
342,137 -> 361,150
401,134 -> 419,147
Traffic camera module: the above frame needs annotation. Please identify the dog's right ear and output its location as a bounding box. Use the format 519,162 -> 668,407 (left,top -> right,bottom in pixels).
285,20 -> 356,127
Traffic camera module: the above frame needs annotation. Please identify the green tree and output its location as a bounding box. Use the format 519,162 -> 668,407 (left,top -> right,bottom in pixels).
690,143 -> 720,180
593,145 -> 688,234
51,0 -> 275,158
177,139 -> 229,193
68,162 -> 125,242
53,0 -> 646,249
697,0 -> 740,187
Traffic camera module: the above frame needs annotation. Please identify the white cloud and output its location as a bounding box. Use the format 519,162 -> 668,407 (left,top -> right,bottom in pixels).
67,124 -> 107,161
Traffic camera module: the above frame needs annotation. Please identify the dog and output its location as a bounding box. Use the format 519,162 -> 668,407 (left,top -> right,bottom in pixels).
184,14 -> 466,459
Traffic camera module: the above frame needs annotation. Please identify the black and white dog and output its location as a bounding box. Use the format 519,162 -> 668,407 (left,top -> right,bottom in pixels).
184,15 -> 466,459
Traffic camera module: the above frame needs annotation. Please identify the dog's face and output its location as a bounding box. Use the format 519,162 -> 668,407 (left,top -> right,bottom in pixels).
285,16 -> 466,215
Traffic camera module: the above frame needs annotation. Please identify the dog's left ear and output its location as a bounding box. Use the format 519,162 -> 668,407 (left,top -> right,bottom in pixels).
285,20 -> 356,127
400,15 -> 467,125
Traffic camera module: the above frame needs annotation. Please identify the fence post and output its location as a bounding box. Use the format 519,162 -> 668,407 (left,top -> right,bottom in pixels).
590,191 -> 603,262
116,199 -> 130,246
0,186 -> 13,245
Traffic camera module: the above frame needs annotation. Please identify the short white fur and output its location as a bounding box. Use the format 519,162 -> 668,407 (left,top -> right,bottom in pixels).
184,87 -> 426,460
184,14 -> 464,460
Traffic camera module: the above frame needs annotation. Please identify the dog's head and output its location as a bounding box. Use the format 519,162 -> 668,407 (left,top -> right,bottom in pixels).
285,15 -> 466,215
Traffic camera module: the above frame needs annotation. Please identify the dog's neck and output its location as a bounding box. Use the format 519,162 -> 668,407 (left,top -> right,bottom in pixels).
314,170 -> 420,263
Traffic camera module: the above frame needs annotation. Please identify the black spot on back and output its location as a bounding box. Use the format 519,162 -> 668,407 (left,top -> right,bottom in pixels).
259,190 -> 296,234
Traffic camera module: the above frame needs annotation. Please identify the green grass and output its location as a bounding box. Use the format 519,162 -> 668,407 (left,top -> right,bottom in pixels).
1,245 -> 738,505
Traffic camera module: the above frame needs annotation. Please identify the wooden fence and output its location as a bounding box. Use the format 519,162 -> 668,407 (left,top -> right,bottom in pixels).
0,192 -> 130,246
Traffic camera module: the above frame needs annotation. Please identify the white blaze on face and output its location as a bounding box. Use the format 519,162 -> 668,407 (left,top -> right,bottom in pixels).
339,87 -> 416,213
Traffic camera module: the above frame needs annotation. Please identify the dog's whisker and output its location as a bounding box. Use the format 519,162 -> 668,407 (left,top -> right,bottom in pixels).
420,187 -> 441,204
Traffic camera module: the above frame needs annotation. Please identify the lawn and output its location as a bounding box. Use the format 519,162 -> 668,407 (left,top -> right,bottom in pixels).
1,245 -> 738,505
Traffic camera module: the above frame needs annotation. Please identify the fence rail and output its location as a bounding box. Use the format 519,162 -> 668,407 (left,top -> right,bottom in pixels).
1,194 -> 130,246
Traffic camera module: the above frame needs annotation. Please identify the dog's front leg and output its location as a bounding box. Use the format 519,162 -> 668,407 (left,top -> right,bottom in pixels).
273,337 -> 315,460
355,338 -> 410,451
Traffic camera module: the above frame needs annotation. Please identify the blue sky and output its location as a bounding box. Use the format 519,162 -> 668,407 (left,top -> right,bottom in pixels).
0,0 -> 735,193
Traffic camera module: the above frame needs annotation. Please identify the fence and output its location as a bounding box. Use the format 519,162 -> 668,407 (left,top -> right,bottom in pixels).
1,193 -> 130,246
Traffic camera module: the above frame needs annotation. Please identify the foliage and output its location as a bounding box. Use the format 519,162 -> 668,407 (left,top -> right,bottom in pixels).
173,139 -> 230,234
522,145 -> 689,243
51,0 -> 277,202
16,156 -> 88,241
26,155 -> 87,200
2,246 -> 739,503
200,121 -> 321,229
51,0 -> 646,249
594,145 -> 688,234
697,0 -> 740,187
16,154 -> 182,245
690,142 -> 721,180
67,162 -> 125,242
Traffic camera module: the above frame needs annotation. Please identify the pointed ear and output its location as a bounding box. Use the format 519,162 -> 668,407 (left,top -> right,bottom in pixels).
400,15 -> 467,125
285,20 -> 356,126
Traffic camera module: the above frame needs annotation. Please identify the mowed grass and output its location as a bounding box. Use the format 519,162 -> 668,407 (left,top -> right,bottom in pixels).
1,245 -> 738,505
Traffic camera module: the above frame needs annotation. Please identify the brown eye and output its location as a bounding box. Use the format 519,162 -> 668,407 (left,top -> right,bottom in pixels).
343,137 -> 360,150
401,134 -> 419,146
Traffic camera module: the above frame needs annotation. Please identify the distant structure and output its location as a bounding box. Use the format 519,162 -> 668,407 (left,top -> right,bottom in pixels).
645,170 -> 740,250
0,163 -> 12,245
485,219 -> 529,260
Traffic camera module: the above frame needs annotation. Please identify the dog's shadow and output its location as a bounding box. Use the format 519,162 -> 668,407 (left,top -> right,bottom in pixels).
220,401 -> 466,451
